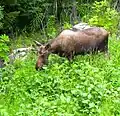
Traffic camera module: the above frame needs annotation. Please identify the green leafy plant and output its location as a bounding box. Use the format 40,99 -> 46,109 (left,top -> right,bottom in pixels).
46,15 -> 57,38
87,0 -> 119,34
63,22 -> 72,29
0,34 -> 10,62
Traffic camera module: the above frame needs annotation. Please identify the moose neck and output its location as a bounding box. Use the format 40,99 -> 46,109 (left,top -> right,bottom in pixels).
48,38 -> 59,54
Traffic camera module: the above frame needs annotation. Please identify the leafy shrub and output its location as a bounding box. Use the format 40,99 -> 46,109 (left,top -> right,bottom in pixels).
46,15 -> 57,38
3,11 -> 20,33
0,34 -> 10,62
84,0 -> 119,34
63,22 -> 72,29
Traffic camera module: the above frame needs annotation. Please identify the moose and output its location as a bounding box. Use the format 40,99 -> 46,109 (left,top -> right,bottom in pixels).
35,27 -> 109,70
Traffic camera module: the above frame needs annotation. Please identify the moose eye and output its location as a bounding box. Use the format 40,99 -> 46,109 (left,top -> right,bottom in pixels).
38,51 -> 41,54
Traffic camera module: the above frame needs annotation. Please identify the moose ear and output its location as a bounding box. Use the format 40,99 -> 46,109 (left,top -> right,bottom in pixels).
45,43 -> 51,49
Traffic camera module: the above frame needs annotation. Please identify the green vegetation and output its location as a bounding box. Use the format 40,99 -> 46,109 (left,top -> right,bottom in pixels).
0,39 -> 120,116
0,5 -> 3,29
0,34 -> 10,62
0,0 -> 120,115
0,0 -> 120,35
87,0 -> 119,34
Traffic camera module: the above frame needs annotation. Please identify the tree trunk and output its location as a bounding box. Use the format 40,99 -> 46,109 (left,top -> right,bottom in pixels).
71,0 -> 78,25
54,0 -> 62,23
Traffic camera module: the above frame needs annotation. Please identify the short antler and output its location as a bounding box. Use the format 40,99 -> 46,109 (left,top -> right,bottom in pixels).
34,40 -> 42,46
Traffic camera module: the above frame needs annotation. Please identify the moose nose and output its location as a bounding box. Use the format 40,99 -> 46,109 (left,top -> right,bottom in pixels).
35,63 -> 44,71
35,66 -> 43,71
35,66 -> 39,70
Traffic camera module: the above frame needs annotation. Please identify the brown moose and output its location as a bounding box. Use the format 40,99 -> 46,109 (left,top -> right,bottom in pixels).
35,27 -> 109,70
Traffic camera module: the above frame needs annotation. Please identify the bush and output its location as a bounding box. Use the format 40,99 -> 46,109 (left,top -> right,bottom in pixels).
63,22 -> 72,29
83,0 -> 119,34
0,34 -> 10,62
46,15 -> 57,38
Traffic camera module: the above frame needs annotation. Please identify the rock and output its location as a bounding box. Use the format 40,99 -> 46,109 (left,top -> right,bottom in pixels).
72,22 -> 92,31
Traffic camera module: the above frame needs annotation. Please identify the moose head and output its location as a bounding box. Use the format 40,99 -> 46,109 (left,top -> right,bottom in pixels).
35,41 -> 51,70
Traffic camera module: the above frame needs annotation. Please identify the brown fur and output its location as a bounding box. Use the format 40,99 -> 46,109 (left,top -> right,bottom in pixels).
35,27 -> 109,70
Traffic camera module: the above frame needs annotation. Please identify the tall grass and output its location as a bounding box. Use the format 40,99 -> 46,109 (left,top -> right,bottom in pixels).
0,38 -> 120,116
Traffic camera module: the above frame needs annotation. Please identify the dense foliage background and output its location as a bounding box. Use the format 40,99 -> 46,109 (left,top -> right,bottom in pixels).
0,0 -> 120,115
0,0 -> 120,36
